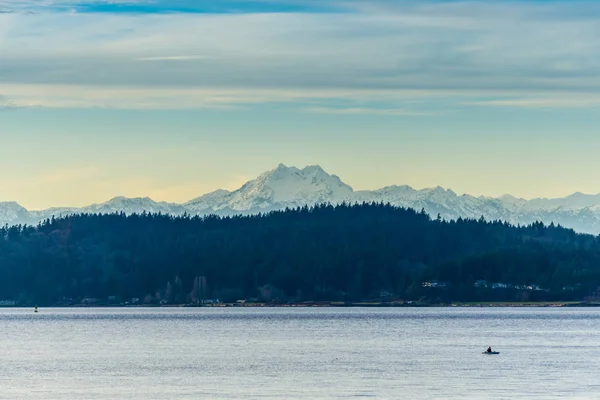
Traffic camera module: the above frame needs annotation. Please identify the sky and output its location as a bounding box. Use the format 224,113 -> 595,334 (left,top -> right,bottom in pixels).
2,0 -> 600,209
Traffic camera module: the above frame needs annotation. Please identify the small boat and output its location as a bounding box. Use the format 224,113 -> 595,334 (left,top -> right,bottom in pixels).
482,351 -> 500,355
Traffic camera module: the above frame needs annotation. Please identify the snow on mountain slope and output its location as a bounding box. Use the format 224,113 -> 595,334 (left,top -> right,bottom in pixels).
79,197 -> 186,216
185,189 -> 231,212
0,202 -> 30,226
3,164 -> 600,234
356,185 -> 513,222
2,197 -> 186,228
224,164 -> 354,210
496,194 -> 528,209
28,207 -> 80,222
187,164 -> 354,212
519,192 -> 600,212
179,165 -> 600,233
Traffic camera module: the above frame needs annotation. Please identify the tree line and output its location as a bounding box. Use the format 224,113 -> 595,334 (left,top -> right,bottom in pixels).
1,203 -> 600,305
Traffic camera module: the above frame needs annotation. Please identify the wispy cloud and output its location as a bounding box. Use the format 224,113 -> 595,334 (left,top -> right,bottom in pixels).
304,107 -> 431,116
0,84 -> 445,109
0,0 -> 342,14
469,97 -> 600,109
1,1 -> 600,110
0,96 -> 35,110
135,55 -> 217,61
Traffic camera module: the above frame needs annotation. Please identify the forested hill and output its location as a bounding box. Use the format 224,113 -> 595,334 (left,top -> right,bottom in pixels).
1,203 -> 600,306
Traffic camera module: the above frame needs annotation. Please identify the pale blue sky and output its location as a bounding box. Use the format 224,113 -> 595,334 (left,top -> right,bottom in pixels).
2,0 -> 600,209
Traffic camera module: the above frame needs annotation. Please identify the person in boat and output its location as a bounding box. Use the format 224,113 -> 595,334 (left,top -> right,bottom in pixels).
487,347 -> 492,353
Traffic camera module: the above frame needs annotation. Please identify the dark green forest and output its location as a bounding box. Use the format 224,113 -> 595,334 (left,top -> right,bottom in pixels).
1,203 -> 600,306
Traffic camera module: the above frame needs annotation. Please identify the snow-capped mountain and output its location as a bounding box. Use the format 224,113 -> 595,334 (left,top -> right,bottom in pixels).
3,164 -> 600,234
0,202 -> 30,227
354,185 -> 513,222
2,197 -> 187,227
79,196 -> 187,216
185,189 -> 231,213
186,164 -> 354,213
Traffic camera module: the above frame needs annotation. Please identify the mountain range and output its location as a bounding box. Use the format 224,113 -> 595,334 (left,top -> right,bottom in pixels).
3,163 -> 600,234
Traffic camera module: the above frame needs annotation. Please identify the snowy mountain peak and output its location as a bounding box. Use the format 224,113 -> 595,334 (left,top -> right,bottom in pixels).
374,184 -> 414,192
0,202 -> 29,226
0,201 -> 27,211
422,185 -> 452,194
224,164 -> 354,211
272,163 -> 298,173
77,196 -> 185,216
301,164 -> 325,174
564,192 -> 600,204
260,164 -> 301,181
106,196 -> 153,204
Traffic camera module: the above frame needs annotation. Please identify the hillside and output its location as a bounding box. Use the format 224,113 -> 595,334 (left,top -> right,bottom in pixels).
1,203 -> 600,306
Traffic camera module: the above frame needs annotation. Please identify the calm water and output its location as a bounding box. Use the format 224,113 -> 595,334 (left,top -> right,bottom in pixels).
1,307 -> 599,399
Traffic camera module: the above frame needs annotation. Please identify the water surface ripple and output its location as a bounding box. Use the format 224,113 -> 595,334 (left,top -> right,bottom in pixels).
1,307 -> 598,399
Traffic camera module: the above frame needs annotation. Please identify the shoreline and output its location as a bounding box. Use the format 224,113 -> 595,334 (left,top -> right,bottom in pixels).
3,301 -> 600,308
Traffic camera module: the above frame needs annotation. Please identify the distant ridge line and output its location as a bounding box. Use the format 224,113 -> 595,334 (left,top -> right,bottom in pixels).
2,164 -> 600,234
